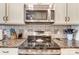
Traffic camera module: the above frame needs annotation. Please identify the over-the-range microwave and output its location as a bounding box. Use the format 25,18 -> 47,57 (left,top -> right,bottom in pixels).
24,4 -> 55,23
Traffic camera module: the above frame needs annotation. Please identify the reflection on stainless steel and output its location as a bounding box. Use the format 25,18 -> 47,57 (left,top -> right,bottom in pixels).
36,38 -> 43,43
19,49 -> 61,55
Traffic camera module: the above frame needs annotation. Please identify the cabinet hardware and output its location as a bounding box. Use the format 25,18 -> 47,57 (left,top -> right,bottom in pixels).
3,16 -> 6,21
3,16 -> 8,22
2,51 -> 9,53
65,17 -> 70,22
68,17 -> 70,21
5,16 -> 8,21
75,52 -> 79,54
65,17 -> 67,21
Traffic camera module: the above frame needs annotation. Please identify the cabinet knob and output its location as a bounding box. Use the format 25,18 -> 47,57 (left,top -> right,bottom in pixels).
68,17 -> 70,22
65,17 -> 67,22
65,17 -> 70,22
3,16 -> 6,21
2,51 -> 9,53
75,52 -> 79,54
6,16 -> 8,21
3,16 -> 8,22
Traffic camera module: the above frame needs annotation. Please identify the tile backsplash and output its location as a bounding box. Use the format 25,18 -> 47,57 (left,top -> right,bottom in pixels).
0,24 -> 68,32
0,24 -> 79,38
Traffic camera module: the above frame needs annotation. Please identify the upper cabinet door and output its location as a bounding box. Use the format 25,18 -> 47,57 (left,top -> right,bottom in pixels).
8,3 -> 24,24
67,3 -> 79,25
54,3 -> 66,25
0,4 -> 5,24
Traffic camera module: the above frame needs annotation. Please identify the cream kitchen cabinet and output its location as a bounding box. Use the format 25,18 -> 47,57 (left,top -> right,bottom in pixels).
0,3 -> 6,24
61,48 -> 79,55
54,3 -> 66,25
55,3 -> 79,25
7,3 -> 25,24
67,3 -> 79,25
0,48 -> 18,55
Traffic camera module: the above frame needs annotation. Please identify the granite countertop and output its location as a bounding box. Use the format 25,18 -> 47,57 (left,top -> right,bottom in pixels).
53,38 -> 79,48
0,39 -> 26,48
53,38 -> 68,48
0,38 -> 79,48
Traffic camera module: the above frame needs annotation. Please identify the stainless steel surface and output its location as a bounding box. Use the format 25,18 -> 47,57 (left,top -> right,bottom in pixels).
18,49 -> 60,55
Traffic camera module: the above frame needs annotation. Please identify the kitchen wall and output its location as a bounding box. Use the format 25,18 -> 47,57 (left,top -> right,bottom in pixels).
0,23 -> 78,38
0,24 -> 68,33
